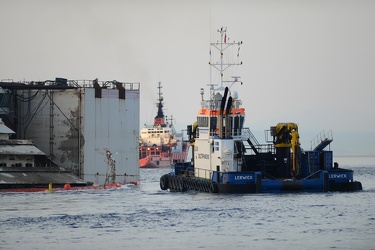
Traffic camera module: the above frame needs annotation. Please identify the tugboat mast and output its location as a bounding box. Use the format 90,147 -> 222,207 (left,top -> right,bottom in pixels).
209,26 -> 243,89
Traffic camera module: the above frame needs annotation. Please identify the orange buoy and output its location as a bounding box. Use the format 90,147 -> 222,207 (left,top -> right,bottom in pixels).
64,183 -> 71,190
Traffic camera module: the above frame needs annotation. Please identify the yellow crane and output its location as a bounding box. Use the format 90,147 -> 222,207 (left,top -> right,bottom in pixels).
274,123 -> 301,176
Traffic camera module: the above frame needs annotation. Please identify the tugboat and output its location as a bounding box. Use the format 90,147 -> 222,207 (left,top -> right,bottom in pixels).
159,27 -> 362,193
139,82 -> 189,168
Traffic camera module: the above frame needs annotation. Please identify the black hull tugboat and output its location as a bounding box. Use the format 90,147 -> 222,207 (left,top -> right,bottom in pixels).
159,27 -> 362,194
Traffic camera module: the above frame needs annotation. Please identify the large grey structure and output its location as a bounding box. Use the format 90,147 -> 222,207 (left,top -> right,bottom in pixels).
0,79 -> 140,185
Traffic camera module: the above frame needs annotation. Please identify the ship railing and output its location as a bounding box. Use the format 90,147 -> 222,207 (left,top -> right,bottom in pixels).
241,127 -> 260,145
194,167 -> 213,180
244,143 -> 276,155
209,127 -> 254,140
310,130 -> 333,150
71,80 -> 140,90
201,99 -> 243,110
207,127 -> 276,155
0,79 -> 140,90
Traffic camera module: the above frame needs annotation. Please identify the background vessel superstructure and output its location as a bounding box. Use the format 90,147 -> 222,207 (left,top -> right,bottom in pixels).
139,82 -> 189,168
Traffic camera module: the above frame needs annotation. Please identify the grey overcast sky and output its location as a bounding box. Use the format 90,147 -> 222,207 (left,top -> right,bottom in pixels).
1,0 -> 374,156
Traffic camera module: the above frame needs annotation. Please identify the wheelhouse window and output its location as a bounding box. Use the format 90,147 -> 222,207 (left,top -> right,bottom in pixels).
197,117 -> 209,127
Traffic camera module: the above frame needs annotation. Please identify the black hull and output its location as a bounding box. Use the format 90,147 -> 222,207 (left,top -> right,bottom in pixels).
161,175 -> 258,194
329,181 -> 362,192
217,183 -> 257,193
160,174 -> 363,194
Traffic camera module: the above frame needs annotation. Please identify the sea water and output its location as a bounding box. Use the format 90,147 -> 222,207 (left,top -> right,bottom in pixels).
1,156 -> 374,250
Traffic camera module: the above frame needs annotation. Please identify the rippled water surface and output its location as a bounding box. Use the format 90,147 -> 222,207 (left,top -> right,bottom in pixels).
1,157 -> 374,250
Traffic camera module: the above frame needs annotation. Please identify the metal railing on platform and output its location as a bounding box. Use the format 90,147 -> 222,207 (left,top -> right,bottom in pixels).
310,130 -> 333,150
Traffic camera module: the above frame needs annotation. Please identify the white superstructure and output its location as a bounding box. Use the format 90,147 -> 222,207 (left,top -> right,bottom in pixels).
193,27 -> 244,179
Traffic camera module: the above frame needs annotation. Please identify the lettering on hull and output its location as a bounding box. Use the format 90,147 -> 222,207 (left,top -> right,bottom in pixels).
329,174 -> 348,179
235,175 -> 253,180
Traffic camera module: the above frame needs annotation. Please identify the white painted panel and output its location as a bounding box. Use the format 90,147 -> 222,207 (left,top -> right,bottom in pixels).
83,88 -> 139,185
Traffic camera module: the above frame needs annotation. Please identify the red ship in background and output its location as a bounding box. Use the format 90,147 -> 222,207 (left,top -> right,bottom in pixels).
139,82 -> 189,168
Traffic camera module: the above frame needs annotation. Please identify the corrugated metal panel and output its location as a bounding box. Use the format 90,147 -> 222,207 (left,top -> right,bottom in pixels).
102,89 -> 119,98
82,88 -> 140,185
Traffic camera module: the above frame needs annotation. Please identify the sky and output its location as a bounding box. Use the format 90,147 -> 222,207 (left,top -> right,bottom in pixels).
1,0 -> 374,156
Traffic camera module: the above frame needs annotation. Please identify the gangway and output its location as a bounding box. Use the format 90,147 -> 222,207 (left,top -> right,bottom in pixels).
311,130 -> 333,151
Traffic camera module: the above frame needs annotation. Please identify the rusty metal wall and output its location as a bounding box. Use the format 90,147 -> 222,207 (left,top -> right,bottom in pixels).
16,89 -> 81,172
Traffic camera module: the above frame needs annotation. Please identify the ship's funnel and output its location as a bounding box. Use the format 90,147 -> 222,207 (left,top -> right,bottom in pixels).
225,96 -> 233,138
218,87 -> 229,138
220,87 -> 229,115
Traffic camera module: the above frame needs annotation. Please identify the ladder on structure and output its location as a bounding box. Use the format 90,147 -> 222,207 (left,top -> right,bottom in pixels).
242,128 -> 260,154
